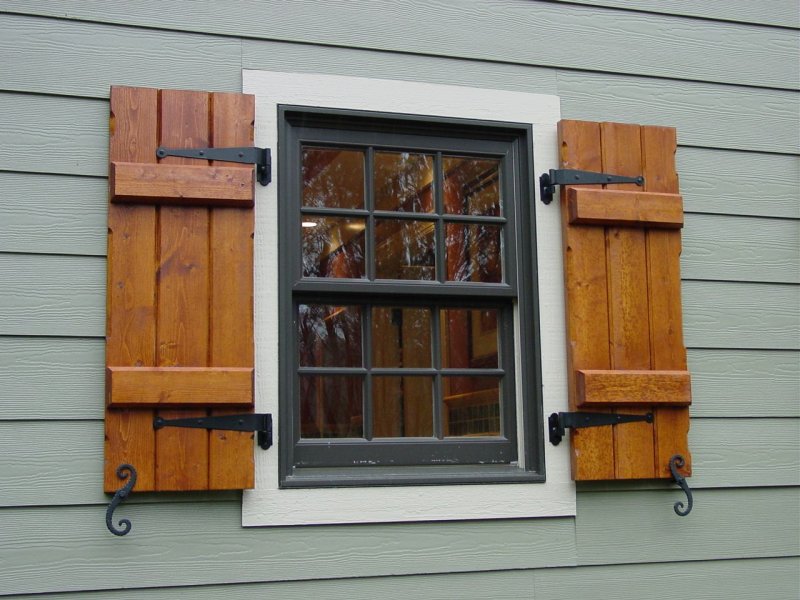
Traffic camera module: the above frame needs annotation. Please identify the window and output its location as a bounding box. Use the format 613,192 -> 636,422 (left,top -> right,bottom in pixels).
280,108 -> 539,486
243,70 -> 574,525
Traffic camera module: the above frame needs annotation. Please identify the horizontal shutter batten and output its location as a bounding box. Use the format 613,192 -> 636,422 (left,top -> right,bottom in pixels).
110,162 -> 254,207
107,367 -> 254,407
567,188 -> 683,228
576,369 -> 691,407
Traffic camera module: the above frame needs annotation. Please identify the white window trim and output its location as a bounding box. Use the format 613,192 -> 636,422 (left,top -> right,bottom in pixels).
243,70 -> 574,526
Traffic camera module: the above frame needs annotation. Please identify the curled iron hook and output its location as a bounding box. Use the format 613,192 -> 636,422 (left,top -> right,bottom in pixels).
669,454 -> 693,517
106,464 -> 137,536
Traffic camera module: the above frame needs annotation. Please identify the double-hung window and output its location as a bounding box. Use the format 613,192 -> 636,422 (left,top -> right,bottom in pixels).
243,70 -> 573,525
280,108 -> 540,486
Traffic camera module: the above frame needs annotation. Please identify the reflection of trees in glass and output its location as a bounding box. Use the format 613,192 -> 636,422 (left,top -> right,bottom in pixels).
375,219 -> 435,280
443,157 -> 501,216
375,152 -> 434,213
301,218 -> 365,278
446,223 -> 502,283
297,304 -> 362,368
302,148 -> 365,209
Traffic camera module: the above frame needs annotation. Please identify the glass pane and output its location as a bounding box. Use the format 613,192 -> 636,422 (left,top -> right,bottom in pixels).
298,304 -> 362,367
302,216 -> 366,278
374,151 -> 435,213
443,376 -> 501,437
302,147 -> 365,209
371,307 -> 432,368
445,222 -> 502,283
373,376 -> 434,438
441,308 -> 498,369
375,219 -> 435,280
299,375 -> 364,438
443,157 -> 501,216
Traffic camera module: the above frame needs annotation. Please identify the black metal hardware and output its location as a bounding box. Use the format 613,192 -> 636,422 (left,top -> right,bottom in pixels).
548,411 -> 654,446
669,454 -> 693,517
156,146 -> 272,186
153,413 -> 273,450
539,168 -> 644,205
106,464 -> 137,536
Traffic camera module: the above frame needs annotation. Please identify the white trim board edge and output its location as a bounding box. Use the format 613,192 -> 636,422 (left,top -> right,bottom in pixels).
243,70 -> 574,526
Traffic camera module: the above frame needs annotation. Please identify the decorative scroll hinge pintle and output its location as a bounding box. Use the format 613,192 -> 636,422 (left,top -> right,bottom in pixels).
539,168 -> 644,204
156,146 -> 272,186
154,413 -> 273,450
548,411 -> 653,446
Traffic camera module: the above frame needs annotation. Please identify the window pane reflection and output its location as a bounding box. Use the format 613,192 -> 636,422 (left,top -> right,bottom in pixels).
445,223 -> 502,283
375,219 -> 435,280
443,157 -> 500,216
298,304 -> 362,367
374,151 -> 434,213
443,376 -> 501,437
302,216 -> 366,278
441,308 -> 498,369
373,376 -> 434,438
299,375 -> 364,438
371,306 -> 432,368
302,147 -> 365,209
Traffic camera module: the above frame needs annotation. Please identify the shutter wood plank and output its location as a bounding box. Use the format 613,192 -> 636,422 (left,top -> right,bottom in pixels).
642,125 -> 691,478
576,370 -> 691,407
567,188 -> 683,228
155,90 -> 210,491
107,367 -> 253,407
110,162 -> 254,207
208,92 -> 256,489
558,120 -> 615,480
104,86 -> 158,492
601,122 -> 656,479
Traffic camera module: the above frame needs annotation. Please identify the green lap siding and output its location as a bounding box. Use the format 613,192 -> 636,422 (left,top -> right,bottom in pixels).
0,1 -> 797,598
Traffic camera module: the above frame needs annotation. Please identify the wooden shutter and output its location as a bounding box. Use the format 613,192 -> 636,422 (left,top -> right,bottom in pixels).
559,120 -> 691,481
104,86 -> 255,492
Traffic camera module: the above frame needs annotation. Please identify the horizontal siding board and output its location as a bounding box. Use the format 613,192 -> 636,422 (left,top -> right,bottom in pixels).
687,349 -> 800,417
533,557 -> 800,600
546,0 -> 800,29
1,1 -> 797,89
3,419 -> 794,507
0,502 -> 575,596
682,280 -> 800,350
0,93 -> 107,177
0,337 -> 104,420
4,255 -> 798,348
0,13 -> 241,98
0,172 -> 107,255
575,487 -> 800,565
682,214 -> 800,283
557,71 -> 800,154
7,344 -> 797,421
0,253 -> 105,337
677,147 -> 800,218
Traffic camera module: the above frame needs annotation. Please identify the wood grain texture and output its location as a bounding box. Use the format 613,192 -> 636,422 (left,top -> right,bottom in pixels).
558,120 -> 614,480
0,501 -> 576,595
568,189 -> 683,228
2,1 -> 797,89
107,367 -> 254,407
110,162 -> 254,207
105,86 -> 158,492
577,370 -> 691,407
575,488 -> 800,565
208,91 -> 256,489
557,72 -> 800,154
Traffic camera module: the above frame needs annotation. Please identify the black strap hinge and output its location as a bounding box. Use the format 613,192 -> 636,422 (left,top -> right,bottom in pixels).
539,169 -> 644,205
156,146 -> 272,186
153,413 -> 273,450
548,411 -> 653,446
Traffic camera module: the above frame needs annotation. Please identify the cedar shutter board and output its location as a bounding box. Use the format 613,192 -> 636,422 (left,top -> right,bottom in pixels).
104,86 -> 255,493
558,120 -> 691,481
